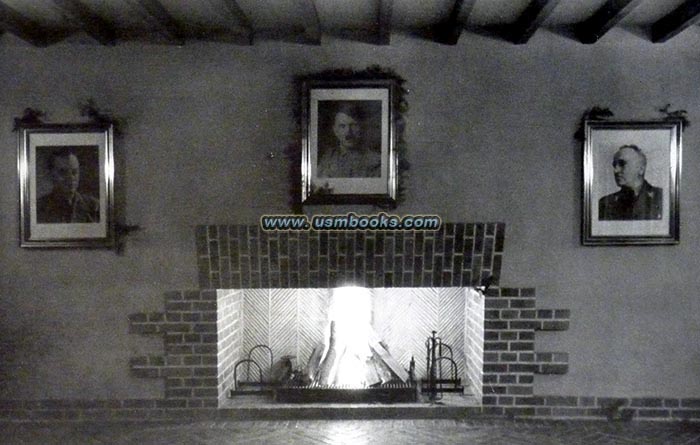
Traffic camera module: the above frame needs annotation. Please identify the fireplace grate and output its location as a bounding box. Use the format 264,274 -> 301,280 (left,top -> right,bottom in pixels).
274,382 -> 418,404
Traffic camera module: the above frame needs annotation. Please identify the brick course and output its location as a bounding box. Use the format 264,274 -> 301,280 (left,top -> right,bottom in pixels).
196,223 -> 504,289
2,223 -> 696,421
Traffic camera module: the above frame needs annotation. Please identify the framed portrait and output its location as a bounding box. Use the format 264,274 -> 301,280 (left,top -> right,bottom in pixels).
301,79 -> 398,204
17,123 -> 115,248
582,120 -> 682,245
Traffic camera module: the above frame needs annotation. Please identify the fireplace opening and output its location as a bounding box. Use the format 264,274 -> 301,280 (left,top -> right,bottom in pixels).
217,287 -> 484,407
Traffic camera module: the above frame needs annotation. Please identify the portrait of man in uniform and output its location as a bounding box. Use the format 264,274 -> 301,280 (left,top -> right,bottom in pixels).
37,147 -> 100,224
598,144 -> 662,220
302,81 -> 397,205
316,100 -> 382,179
583,120 -> 681,245
18,124 -> 114,247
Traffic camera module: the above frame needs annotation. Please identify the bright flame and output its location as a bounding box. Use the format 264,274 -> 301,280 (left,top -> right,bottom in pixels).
321,286 -> 373,387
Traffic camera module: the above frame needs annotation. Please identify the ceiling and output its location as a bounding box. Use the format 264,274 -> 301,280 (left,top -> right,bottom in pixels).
0,0 -> 699,47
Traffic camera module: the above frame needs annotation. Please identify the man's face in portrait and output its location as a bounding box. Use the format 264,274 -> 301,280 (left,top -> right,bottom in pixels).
50,153 -> 80,197
332,111 -> 362,150
612,147 -> 644,189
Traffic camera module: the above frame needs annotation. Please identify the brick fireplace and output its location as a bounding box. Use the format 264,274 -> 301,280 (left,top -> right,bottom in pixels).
116,222 -> 700,421
6,223 -> 697,420
206,223 -> 502,408
127,223 -> 578,417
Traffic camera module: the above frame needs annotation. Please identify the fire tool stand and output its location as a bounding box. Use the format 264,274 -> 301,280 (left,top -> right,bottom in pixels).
421,330 -> 464,401
228,344 -> 275,397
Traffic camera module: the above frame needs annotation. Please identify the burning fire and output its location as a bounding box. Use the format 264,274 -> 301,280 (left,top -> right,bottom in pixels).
317,286 -> 373,387
308,286 -> 406,388
309,287 -> 408,388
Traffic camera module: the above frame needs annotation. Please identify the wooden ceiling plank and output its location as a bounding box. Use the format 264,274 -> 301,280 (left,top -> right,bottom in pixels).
217,0 -> 254,44
651,0 -> 700,43
131,0 -> 188,44
52,0 -> 118,45
575,0 -> 645,44
377,0 -> 393,45
0,0 -> 59,46
433,0 -> 476,45
508,0 -> 562,44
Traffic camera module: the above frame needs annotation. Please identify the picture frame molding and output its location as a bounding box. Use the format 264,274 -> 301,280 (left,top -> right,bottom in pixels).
582,119 -> 682,246
17,122 -> 115,248
301,78 -> 399,205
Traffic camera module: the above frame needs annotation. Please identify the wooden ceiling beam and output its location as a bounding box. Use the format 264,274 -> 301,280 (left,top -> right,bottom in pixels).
301,0 -> 321,45
130,0 -> 188,44
377,0 -> 393,45
575,0 -> 645,44
433,0 -> 477,45
52,0 -> 118,45
217,0 -> 254,44
0,1 -> 63,46
508,0 -> 562,44
253,1 -> 320,45
651,0 -> 700,43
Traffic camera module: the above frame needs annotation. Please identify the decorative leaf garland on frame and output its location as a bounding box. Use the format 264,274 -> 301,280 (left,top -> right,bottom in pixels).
79,98 -> 127,137
575,104 -> 690,141
12,99 -> 127,136
574,106 -> 614,142
13,107 -> 47,131
658,104 -> 690,129
286,66 -> 410,212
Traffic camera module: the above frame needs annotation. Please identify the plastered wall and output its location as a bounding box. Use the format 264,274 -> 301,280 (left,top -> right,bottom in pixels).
1,27 -> 699,400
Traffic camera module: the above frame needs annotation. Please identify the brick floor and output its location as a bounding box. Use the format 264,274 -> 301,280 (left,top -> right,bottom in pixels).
1,419 -> 699,445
